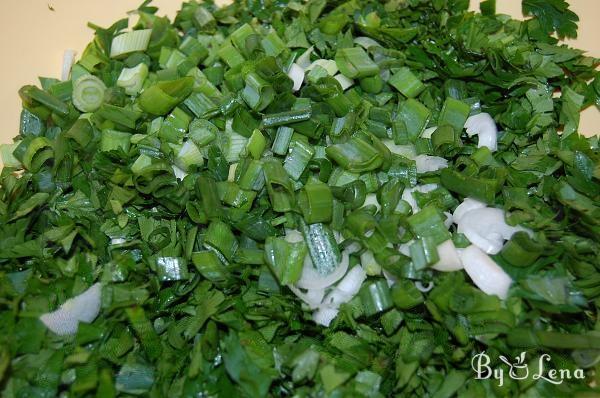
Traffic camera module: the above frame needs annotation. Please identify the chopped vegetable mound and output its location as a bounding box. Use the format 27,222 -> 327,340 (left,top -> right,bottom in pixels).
0,0 -> 599,396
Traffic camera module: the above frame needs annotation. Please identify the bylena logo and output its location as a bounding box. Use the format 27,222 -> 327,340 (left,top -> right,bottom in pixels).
471,351 -> 585,387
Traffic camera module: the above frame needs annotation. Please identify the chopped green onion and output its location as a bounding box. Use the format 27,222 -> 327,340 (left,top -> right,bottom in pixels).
196,175 -> 222,219
407,206 -> 452,245
117,63 -> 149,96
360,279 -> 393,316
261,30 -> 286,57
221,129 -> 248,163
241,72 -> 275,111
218,42 -> 245,68
110,29 -> 152,58
389,67 -> 425,98
359,74 -> 384,94
236,159 -> 265,191
263,109 -> 312,128
219,181 -> 257,210
193,6 -> 216,31
440,168 -> 499,204
158,107 -> 191,144
232,108 -> 260,138
48,80 -> 73,101
271,126 -> 294,155
64,118 -> 94,147
156,257 -> 189,282
500,231 -> 544,267
0,142 -> 21,168
184,92 -> 217,118
263,159 -> 295,212
335,47 -> 379,78
246,129 -> 266,160
298,181 -> 333,223
131,153 -> 152,175
191,251 -> 228,283
189,119 -> 218,147
394,99 -> 431,144
300,221 -> 341,276
307,65 -> 329,84
438,97 -> 471,132
175,140 -> 204,171
234,248 -> 264,265
125,307 -> 162,361
391,279 -> 424,309
16,136 -> 53,172
431,125 -> 460,154
326,137 -> 383,172
284,139 -> 314,180
19,108 -> 45,136
204,220 -> 238,262
97,103 -> 142,129
138,77 -> 195,115
331,180 -> 367,210
19,85 -> 69,116
410,237 -> 440,269
101,130 -> 131,152
264,237 -> 307,285
230,23 -> 255,54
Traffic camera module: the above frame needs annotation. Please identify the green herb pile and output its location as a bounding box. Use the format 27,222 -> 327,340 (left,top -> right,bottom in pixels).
1,0 -> 600,396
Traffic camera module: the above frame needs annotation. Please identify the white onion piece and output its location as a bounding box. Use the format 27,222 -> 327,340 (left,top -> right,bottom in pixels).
322,266 -> 367,307
295,46 -> 314,69
40,283 -> 102,335
452,197 -> 487,224
333,74 -> 354,90
313,307 -> 339,327
306,289 -> 326,306
421,126 -> 438,139
334,266 -> 367,297
353,36 -> 382,49
398,242 -> 412,257
415,155 -> 448,173
287,63 -> 305,91
457,207 -> 529,255
295,251 -> 349,290
382,140 -> 416,159
306,59 -> 338,75
431,240 -> 464,272
285,229 -> 304,244
62,49 -> 77,81
400,184 -> 438,213
415,281 -> 434,292
313,266 -> 367,326
111,238 -> 126,245
172,165 -> 188,181
288,285 -> 325,309
464,113 -> 498,152
459,245 -> 512,299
